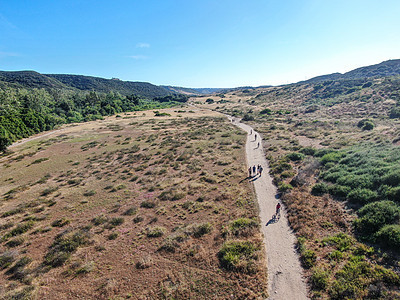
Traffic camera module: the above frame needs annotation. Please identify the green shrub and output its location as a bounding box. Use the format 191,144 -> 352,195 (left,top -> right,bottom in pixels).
51,218 -> 70,227
301,249 -> 316,268
123,207 -> 137,216
91,215 -> 108,226
146,226 -> 166,237
286,152 -> 305,161
322,233 -> 354,252
186,222 -> 212,238
375,224 -> 400,250
354,200 -> 400,237
311,267 -> 329,290
300,147 -> 316,156
0,251 -> 17,269
108,232 -> 119,240
278,182 -> 293,193
108,217 -> 124,228
320,152 -> 343,165
6,221 -> 35,238
311,182 -> 329,195
44,229 -> 91,267
5,237 -> 24,248
218,240 -> 259,273
328,184 -> 351,197
346,188 -> 377,204
226,218 -> 258,237
357,119 -> 374,130
140,200 -> 157,208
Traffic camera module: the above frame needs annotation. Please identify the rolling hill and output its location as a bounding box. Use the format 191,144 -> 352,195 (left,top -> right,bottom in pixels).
0,71 -> 173,99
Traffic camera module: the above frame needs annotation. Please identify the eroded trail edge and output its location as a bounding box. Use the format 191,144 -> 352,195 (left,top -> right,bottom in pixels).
230,117 -> 309,300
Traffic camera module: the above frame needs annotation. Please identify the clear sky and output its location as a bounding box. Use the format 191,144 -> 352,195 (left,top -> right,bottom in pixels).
1,0 -> 399,88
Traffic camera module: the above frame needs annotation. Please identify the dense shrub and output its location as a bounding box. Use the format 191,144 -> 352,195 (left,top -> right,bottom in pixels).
218,240 -> 259,274
357,118 -> 375,130
301,249 -> 316,268
44,229 -> 91,267
354,201 -> 400,238
286,152 -> 305,161
312,183 -> 329,195
346,188 -> 377,204
374,224 -> 400,249
311,267 -> 329,290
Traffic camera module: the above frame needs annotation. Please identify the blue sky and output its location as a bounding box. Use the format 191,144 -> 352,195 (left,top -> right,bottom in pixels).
1,0 -> 399,88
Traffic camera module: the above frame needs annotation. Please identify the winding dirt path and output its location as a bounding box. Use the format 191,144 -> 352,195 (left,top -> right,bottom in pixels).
229,117 -> 309,300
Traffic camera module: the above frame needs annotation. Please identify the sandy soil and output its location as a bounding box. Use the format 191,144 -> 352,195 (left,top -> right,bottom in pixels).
229,116 -> 309,300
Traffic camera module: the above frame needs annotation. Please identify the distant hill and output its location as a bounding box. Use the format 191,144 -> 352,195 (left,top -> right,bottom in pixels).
0,71 -> 173,99
0,71 -> 67,89
46,74 -> 172,98
301,59 -> 400,84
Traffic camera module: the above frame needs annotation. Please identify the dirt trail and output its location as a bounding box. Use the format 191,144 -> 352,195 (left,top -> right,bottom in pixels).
229,116 -> 309,300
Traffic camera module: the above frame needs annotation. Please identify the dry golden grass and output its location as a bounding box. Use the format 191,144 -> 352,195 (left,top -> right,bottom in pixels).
0,109 -> 267,299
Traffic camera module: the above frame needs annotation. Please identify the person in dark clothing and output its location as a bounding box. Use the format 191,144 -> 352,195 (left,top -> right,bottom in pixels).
276,203 -> 281,215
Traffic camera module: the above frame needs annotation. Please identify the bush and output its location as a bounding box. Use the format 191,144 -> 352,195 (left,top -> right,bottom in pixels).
320,152 -> 343,165
186,222 -> 212,238
51,218 -> 70,227
278,182 -> 293,193
312,183 -> 329,196
44,229 -> 91,267
346,188 -> 377,204
311,267 -> 329,290
218,240 -> 259,273
227,218 -> 258,237
389,107 -> 400,118
286,152 -> 305,161
322,233 -> 354,252
328,184 -> 351,197
146,226 -> 166,237
301,249 -> 316,268
375,224 -> 400,250
357,119 -> 375,130
354,200 -> 400,237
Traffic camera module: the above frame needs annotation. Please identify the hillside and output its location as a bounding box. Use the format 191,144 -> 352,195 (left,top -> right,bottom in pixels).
192,72 -> 400,299
302,59 -> 400,84
46,74 -> 172,98
0,71 -> 172,99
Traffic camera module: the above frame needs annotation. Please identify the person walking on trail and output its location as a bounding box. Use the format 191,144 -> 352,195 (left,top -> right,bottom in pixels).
257,142 -> 260,148
259,166 -> 263,176
250,129 -> 252,135
252,165 -> 256,175
276,203 -> 281,215
248,167 -> 252,177
255,134 -> 257,140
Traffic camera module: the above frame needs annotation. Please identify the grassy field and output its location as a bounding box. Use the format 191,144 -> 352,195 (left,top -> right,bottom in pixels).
192,80 -> 400,299
0,109 -> 267,299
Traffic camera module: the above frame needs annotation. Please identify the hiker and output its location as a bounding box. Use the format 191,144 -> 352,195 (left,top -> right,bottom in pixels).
248,167 -> 252,177
276,203 -> 281,215
250,129 -> 252,135
257,142 -> 260,148
259,166 -> 263,176
257,164 -> 261,175
255,134 -> 257,140
252,165 -> 256,175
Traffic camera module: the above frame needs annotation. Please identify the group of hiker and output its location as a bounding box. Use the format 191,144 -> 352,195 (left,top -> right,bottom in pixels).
248,128 -> 282,219
248,164 -> 263,177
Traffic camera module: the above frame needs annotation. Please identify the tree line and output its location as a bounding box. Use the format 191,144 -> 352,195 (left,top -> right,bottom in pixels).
0,85 -> 187,151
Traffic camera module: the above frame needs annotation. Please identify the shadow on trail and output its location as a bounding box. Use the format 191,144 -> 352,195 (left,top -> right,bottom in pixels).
266,213 -> 281,226
239,175 -> 261,183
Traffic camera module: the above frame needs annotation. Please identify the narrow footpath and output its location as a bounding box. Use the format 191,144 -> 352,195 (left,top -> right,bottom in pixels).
229,116 -> 309,300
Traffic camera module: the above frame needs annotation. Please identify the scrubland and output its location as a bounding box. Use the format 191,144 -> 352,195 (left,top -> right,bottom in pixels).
0,109 -> 267,299
193,77 -> 400,299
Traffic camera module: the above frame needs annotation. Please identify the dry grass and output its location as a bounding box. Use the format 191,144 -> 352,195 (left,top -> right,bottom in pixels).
0,109 -> 266,299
